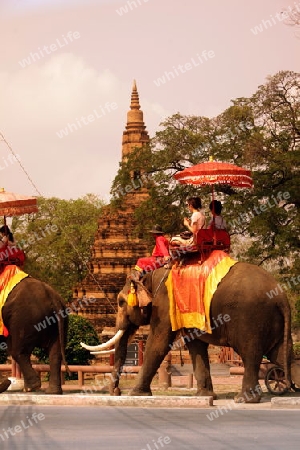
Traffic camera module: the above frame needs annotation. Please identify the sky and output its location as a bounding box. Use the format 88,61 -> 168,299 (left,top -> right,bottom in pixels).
0,0 -> 299,202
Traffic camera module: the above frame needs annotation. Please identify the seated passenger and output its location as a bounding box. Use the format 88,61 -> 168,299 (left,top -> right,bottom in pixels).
170,196 -> 206,247
208,200 -> 227,230
184,196 -> 206,234
0,225 -> 25,265
134,225 -> 170,277
0,225 -> 15,249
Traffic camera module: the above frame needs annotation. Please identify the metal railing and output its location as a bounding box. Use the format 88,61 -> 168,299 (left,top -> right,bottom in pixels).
0,363 -> 140,388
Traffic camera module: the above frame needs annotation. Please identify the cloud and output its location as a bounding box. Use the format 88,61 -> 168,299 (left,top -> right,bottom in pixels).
2,52 -> 120,127
0,53 -> 123,198
0,52 -> 167,200
146,102 -> 171,123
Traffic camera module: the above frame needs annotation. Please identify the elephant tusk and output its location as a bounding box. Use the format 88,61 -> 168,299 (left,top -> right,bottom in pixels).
80,330 -> 125,351
90,349 -> 115,355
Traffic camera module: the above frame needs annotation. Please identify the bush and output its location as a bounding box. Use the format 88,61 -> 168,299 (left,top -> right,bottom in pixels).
33,314 -> 100,379
293,342 -> 300,358
65,314 -> 100,366
293,299 -> 300,331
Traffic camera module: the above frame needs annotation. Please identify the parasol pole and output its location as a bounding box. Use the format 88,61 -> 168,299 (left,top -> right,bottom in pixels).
211,186 -> 217,244
209,156 -> 217,243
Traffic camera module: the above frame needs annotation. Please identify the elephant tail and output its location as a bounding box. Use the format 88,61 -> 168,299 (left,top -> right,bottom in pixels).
50,291 -> 70,376
58,310 -> 70,376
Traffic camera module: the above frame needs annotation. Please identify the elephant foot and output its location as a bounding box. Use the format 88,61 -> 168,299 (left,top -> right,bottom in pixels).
45,386 -> 63,395
196,389 -> 217,399
113,387 -> 121,396
130,387 -> 152,396
24,379 -> 42,392
0,379 -> 11,393
109,384 -> 121,395
234,390 -> 262,404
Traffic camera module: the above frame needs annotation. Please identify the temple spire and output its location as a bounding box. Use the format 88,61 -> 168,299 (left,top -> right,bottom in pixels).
122,80 -> 149,160
130,80 -> 140,110
126,80 -> 145,129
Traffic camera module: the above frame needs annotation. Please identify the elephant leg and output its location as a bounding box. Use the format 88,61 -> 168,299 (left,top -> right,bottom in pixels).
12,352 -> 41,392
0,338 -> 11,392
46,339 -> 63,395
130,328 -> 176,396
235,356 -> 262,403
186,339 -> 217,399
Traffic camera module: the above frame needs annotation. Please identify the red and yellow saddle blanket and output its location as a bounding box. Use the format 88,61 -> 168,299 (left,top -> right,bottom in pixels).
165,250 -> 237,333
0,265 -> 29,336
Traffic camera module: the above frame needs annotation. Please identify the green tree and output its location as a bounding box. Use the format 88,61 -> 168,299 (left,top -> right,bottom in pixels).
241,71 -> 299,272
111,71 -> 300,282
11,194 -> 105,301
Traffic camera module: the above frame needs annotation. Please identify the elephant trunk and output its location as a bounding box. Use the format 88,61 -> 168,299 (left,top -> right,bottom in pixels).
109,325 -> 138,396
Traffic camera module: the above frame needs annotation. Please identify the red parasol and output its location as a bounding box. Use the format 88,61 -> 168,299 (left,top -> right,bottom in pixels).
174,160 -> 253,189
174,159 -> 253,233
0,188 -> 38,225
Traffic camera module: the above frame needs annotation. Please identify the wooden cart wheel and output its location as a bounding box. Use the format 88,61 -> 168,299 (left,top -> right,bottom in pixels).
265,366 -> 289,395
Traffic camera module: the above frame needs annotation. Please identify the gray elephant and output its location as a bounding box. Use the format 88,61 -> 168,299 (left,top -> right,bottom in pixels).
83,262 -> 300,403
0,276 -> 68,394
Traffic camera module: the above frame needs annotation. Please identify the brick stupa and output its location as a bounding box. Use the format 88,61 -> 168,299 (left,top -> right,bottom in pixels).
72,81 -> 150,334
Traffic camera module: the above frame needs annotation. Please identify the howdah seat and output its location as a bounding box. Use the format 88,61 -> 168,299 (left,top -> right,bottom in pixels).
196,228 -> 230,254
169,228 -> 230,263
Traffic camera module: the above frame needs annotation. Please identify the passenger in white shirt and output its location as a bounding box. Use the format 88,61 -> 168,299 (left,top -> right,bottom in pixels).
170,197 -> 206,247
184,197 -> 206,233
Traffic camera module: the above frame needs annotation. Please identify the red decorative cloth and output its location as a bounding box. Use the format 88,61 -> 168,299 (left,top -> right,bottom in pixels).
166,250 -> 238,332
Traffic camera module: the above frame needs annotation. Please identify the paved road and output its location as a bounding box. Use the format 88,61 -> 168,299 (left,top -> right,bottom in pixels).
0,405 -> 299,450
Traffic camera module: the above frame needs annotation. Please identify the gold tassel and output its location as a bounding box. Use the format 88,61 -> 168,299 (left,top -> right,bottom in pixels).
127,282 -> 138,307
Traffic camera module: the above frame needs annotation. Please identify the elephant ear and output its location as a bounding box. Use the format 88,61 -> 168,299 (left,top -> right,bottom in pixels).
136,283 -> 152,307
